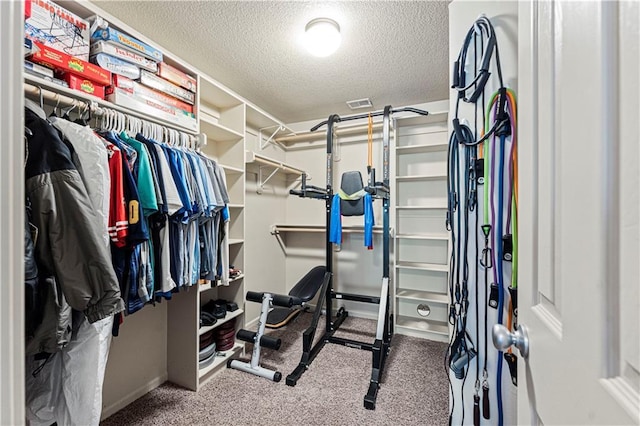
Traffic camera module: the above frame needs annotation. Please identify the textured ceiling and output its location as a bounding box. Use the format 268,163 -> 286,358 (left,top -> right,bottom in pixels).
93,1 -> 450,124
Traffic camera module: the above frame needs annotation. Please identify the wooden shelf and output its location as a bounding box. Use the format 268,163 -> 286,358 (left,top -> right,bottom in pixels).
395,204 -> 448,210
396,174 -> 447,182
229,274 -> 244,283
396,233 -> 449,241
246,103 -> 284,130
220,164 -> 244,174
245,151 -> 304,176
396,261 -> 448,273
272,224 -> 389,234
200,114 -> 244,142
395,315 -> 449,336
396,143 -> 449,154
396,289 -> 449,304
228,239 -> 244,245
198,342 -> 244,382
25,74 -> 198,134
227,204 -> 244,209
199,309 -> 244,336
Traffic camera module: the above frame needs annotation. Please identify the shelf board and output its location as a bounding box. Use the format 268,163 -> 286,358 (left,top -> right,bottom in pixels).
396,143 -> 449,154
396,289 -> 449,304
199,309 -> 244,336
246,104 -> 285,130
198,342 -> 244,382
199,281 -> 212,292
396,233 -> 449,241
200,114 -> 244,142
229,274 -> 244,283
25,74 -> 198,134
227,204 -> 244,209
396,174 -> 447,182
199,75 -> 244,111
395,205 -> 448,210
395,315 -> 449,336
220,164 -> 244,174
245,151 -> 304,176
228,239 -> 244,245
396,261 -> 448,273
272,224 -> 389,234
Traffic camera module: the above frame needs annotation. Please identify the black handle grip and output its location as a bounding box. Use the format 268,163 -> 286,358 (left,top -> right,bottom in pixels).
246,291 -> 265,303
259,335 -> 281,350
482,385 -> 490,419
473,394 -> 480,426
290,189 -> 303,196
272,294 -> 294,308
236,329 -> 256,343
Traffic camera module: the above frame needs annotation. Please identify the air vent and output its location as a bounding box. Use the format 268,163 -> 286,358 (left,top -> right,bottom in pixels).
346,98 -> 373,110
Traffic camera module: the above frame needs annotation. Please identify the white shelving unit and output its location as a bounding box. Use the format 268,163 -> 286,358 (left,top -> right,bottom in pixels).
393,113 -> 451,343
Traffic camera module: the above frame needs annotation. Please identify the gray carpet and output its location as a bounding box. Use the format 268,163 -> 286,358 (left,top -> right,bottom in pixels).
102,313 -> 449,426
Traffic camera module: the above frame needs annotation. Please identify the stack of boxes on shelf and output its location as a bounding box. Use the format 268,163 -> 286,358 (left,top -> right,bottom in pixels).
23,0 -> 197,130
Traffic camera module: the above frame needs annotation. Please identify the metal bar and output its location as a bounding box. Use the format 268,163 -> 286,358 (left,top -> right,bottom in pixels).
310,106 -> 429,132
332,292 -> 381,304
328,336 -> 374,351
259,124 -> 285,150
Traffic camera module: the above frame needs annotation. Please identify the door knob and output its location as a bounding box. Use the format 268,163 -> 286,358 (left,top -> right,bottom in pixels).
492,323 -> 529,359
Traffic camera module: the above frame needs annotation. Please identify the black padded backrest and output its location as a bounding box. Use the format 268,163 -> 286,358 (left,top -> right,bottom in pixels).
288,265 -> 327,302
340,171 -> 365,216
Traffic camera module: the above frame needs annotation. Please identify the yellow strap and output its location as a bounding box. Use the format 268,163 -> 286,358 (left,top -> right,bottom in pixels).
368,113 -> 373,168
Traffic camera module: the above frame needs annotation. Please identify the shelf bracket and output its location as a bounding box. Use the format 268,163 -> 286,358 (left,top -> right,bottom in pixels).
257,165 -> 279,194
259,124 -> 286,150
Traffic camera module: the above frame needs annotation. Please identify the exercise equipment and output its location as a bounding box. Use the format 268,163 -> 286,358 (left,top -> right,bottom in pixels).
266,265 -> 327,329
447,14 -> 517,426
228,291 -> 301,382
288,105 -> 429,410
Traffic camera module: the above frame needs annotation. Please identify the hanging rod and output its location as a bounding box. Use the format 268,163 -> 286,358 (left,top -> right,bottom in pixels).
275,121 -> 389,145
24,75 -> 198,135
245,151 -> 306,194
270,224 -> 391,235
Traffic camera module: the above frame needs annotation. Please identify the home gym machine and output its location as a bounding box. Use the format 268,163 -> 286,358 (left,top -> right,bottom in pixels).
287,105 -> 429,409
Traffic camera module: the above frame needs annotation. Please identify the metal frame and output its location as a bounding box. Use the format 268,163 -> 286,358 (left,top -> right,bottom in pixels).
286,105 -> 429,410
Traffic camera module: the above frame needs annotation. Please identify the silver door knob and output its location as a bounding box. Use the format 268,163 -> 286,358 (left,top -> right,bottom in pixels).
492,323 -> 529,359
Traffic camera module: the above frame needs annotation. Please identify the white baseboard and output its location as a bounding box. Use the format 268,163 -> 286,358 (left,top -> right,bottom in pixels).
101,373 -> 168,420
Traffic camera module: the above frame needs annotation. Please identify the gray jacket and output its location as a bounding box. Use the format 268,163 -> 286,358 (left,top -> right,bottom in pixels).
25,105 -> 124,355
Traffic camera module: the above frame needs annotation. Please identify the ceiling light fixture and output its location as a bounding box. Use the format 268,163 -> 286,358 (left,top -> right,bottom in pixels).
304,18 -> 341,57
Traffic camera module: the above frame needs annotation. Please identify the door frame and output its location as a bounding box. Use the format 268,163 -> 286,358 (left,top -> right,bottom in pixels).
0,0 -> 25,423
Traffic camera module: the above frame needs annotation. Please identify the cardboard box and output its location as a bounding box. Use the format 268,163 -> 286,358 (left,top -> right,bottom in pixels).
139,70 -> 195,105
24,60 -> 54,79
29,41 -> 111,86
90,41 -> 157,72
25,0 -> 90,61
61,73 -> 105,99
91,27 -> 163,62
109,74 -> 194,113
106,87 -> 197,132
91,53 -> 140,80
158,62 -> 197,93
25,0 -> 31,19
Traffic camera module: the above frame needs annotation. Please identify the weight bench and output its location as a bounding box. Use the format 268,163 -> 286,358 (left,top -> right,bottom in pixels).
265,265 -> 327,329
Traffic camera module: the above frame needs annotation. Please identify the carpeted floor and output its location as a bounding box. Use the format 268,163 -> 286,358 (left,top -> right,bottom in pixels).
102,313 -> 449,426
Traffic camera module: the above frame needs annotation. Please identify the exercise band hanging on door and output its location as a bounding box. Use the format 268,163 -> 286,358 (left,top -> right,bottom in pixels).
447,14 -> 516,426
289,105 -> 429,410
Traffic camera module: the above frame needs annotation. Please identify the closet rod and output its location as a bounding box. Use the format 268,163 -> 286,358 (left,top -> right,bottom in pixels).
270,224 -> 389,235
247,152 -> 304,175
24,80 -> 198,135
275,121 -> 389,145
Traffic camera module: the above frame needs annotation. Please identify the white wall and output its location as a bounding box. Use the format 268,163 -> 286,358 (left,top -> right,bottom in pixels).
448,1 -> 518,425
102,305 -> 168,418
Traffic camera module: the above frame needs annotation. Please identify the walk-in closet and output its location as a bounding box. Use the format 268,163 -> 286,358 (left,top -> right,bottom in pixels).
1,0 -> 639,425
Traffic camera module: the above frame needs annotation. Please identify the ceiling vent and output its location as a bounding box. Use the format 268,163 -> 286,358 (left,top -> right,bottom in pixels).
346,98 -> 373,110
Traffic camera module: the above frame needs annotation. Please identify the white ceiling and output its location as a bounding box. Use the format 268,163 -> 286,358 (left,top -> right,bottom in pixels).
93,1 -> 450,124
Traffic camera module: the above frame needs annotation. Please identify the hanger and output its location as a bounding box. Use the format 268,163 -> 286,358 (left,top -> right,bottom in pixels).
25,98 -> 46,120
49,97 -> 60,118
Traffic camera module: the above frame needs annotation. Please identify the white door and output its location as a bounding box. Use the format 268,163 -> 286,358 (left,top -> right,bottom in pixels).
517,0 -> 640,424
